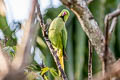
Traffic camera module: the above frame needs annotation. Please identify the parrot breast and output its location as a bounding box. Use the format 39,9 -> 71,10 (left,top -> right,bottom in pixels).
48,17 -> 65,49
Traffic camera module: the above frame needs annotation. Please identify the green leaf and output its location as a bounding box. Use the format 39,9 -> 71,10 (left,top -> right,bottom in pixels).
41,67 -> 49,76
49,68 -> 58,77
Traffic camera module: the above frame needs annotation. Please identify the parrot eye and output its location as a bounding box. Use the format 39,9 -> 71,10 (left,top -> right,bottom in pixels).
62,11 -> 67,16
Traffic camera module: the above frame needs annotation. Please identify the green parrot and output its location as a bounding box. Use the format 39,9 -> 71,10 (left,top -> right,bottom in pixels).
48,9 -> 70,76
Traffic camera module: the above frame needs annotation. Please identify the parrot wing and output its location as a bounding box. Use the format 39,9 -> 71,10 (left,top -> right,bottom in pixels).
62,26 -> 67,59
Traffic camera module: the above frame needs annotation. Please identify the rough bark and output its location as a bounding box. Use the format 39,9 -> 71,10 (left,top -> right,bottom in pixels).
61,0 -> 115,67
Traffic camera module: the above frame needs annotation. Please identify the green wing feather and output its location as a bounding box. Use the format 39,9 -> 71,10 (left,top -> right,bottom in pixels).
62,26 -> 67,58
48,17 -> 64,49
48,9 -> 69,75
62,26 -> 67,49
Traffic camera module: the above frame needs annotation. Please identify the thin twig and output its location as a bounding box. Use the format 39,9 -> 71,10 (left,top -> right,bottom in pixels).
108,4 -> 120,38
37,2 -> 68,80
88,40 -> 93,80
105,9 -> 120,38
103,14 -> 110,73
106,9 -> 120,20
108,17 -> 117,36
103,5 -> 120,73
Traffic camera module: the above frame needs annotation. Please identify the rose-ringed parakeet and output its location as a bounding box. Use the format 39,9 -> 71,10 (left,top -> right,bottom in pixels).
48,9 -> 70,76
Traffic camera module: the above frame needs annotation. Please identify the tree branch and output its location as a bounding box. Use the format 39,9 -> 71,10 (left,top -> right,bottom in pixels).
88,40 -> 93,80
2,0 -> 38,79
105,6 -> 120,39
0,0 -> 6,16
105,9 -> 120,21
11,0 -> 37,70
0,45 -> 9,80
37,2 -> 68,80
103,5 -> 120,73
60,0 -> 115,68
93,59 -> 120,80
109,17 -> 117,36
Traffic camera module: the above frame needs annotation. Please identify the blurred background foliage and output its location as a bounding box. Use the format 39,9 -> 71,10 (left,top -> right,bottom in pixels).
0,0 -> 120,80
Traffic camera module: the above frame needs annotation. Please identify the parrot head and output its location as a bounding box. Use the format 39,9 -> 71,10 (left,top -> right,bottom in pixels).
58,9 -> 70,22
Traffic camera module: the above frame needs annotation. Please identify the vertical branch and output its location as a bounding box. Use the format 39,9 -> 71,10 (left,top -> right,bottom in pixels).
103,15 -> 110,74
3,0 -> 38,80
0,0 -> 6,16
108,17 -> 117,36
11,0 -> 37,70
37,2 -> 68,80
60,0 -> 115,65
109,4 -> 120,37
88,40 -> 93,80
0,45 -> 9,80
103,6 -> 120,73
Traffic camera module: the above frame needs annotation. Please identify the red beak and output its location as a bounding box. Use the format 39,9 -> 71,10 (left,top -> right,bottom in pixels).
62,12 -> 67,16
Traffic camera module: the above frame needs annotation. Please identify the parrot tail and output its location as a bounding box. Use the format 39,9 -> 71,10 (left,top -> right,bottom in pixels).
58,49 -> 64,77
